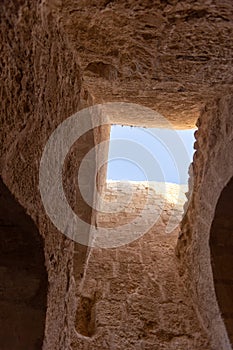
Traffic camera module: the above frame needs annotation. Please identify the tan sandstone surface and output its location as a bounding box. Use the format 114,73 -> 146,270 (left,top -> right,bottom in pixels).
1,0 -> 233,349
55,0 -> 233,128
72,182 -> 210,350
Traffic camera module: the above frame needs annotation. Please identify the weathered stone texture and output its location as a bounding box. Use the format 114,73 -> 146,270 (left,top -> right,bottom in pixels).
177,95 -> 233,350
72,182 -> 210,349
0,1 -> 89,349
54,0 -> 233,128
1,0 -> 233,349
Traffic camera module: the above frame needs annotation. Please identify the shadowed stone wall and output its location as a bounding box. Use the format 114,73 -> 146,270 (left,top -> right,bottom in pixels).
0,1 -> 90,348
210,176 -> 233,345
0,177 -> 47,350
177,95 -> 233,350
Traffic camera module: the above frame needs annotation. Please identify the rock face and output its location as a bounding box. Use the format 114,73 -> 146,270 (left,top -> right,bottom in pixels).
0,1 -> 89,349
56,0 -> 233,128
1,0 -> 233,349
72,182 -> 210,350
177,95 -> 233,350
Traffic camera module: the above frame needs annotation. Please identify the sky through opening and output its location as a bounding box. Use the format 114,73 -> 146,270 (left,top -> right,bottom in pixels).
107,125 -> 195,184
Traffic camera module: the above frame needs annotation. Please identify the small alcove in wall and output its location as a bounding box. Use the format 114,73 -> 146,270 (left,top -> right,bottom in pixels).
210,176 -> 233,345
0,177 -> 48,350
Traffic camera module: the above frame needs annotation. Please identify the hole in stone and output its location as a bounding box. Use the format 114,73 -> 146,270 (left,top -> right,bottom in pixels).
75,295 -> 96,337
107,125 -> 195,184
0,177 -> 48,350
210,176 -> 233,344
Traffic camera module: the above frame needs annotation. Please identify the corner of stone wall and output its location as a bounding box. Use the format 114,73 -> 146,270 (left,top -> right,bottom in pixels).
176,95 -> 233,350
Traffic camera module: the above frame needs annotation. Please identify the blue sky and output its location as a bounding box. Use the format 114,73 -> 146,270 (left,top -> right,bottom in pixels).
107,125 -> 196,184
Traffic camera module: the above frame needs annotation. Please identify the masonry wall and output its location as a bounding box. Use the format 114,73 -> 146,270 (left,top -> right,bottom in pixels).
72,181 -> 210,350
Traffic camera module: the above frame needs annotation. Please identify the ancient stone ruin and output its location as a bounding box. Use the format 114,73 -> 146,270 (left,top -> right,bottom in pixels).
1,1 -> 233,349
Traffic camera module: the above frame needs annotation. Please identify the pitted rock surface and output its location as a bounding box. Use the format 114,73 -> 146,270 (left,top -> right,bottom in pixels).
54,0 -> 233,128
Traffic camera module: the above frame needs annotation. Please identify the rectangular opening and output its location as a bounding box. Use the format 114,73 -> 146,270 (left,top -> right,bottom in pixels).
107,125 -> 195,184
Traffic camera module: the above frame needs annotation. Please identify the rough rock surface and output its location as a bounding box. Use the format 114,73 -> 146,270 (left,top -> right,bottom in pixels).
54,0 -> 233,128
72,182 -> 210,350
0,1 -> 88,349
1,0 -> 233,349
177,95 -> 233,350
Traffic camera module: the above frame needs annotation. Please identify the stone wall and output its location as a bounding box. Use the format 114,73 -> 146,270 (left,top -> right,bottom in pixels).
54,0 -> 233,128
177,95 -> 233,350
0,3 -> 112,348
0,1 -> 91,348
72,181 -> 210,349
1,0 -> 233,349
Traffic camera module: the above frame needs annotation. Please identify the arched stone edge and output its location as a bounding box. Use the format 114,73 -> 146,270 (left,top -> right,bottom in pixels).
176,95 -> 233,350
